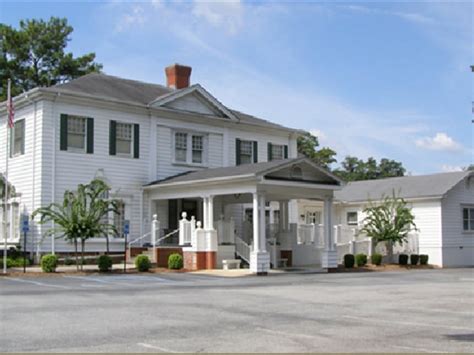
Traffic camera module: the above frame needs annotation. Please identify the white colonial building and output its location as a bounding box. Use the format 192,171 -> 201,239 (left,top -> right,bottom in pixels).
0,64 -> 343,273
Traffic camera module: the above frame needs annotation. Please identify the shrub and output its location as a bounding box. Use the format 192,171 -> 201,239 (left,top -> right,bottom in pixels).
64,257 -> 75,266
410,254 -> 420,265
420,254 -> 429,265
343,254 -> 355,268
355,253 -> 367,267
168,253 -> 183,270
371,253 -> 382,266
98,255 -> 113,272
41,254 -> 59,273
0,257 -> 30,268
135,255 -> 151,272
399,254 -> 408,265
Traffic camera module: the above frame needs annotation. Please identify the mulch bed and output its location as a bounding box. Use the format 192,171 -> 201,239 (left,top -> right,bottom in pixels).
330,263 -> 438,273
0,267 -> 190,278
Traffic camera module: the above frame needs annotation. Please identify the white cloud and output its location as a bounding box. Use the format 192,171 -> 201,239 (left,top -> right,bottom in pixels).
441,164 -> 463,172
415,132 -> 462,151
115,5 -> 147,32
192,0 -> 244,35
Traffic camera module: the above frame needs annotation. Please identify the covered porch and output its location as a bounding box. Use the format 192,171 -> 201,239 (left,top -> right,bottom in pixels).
143,158 -> 343,274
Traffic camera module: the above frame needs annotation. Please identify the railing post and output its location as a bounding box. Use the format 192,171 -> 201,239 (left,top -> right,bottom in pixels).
179,212 -> 187,245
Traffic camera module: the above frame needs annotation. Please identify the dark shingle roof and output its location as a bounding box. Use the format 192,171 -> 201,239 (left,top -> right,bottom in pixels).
44,73 -> 172,105
145,159 -> 299,186
334,171 -> 471,202
43,73 -> 298,132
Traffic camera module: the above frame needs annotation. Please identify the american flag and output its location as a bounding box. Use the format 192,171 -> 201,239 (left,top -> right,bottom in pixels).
6,80 -> 14,129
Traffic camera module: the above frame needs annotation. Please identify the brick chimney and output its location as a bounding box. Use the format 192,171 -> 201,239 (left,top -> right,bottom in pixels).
165,64 -> 192,89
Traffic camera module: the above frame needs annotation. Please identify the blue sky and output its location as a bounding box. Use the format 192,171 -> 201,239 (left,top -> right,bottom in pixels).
1,0 -> 472,174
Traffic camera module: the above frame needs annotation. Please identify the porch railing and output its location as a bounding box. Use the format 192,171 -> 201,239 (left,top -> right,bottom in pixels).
235,236 -> 251,264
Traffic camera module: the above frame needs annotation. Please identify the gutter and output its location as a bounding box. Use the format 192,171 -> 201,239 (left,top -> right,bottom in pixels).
143,174 -> 257,190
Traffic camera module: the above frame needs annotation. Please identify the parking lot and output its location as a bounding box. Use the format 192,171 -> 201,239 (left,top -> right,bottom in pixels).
1,269 -> 473,353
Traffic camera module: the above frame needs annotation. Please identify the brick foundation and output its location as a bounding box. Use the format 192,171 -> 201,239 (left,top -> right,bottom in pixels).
155,247 -> 183,268
280,250 -> 293,267
183,251 -> 216,270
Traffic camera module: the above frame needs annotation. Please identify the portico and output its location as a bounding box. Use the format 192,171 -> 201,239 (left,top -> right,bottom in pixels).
143,158 -> 343,273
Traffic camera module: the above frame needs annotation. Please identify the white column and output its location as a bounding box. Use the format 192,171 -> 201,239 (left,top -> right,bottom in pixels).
202,197 -> 208,230
208,195 -> 214,230
259,194 -> 266,252
322,197 -> 337,269
252,193 -> 259,252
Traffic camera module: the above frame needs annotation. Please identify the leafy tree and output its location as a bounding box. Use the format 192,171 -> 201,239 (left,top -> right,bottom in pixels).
359,192 -> 417,262
334,156 -> 405,181
465,164 -> 474,171
297,132 -> 337,169
0,17 -> 102,100
33,179 -> 118,270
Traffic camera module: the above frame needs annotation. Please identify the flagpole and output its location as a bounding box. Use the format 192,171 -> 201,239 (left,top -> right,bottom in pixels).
3,79 -> 11,274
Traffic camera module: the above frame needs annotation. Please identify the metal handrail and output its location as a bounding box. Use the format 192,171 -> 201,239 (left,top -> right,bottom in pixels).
155,229 -> 179,245
235,236 -> 251,263
128,231 -> 151,248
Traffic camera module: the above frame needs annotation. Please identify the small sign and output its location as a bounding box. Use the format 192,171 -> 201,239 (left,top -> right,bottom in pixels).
123,220 -> 130,235
21,214 -> 29,233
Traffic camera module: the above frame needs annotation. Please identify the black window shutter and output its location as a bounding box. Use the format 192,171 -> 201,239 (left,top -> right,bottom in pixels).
133,124 -> 139,159
86,118 -> 94,154
268,143 -> 273,161
253,141 -> 258,163
284,145 -> 288,159
59,114 -> 68,151
109,120 -> 116,156
20,121 -> 25,155
235,139 -> 241,166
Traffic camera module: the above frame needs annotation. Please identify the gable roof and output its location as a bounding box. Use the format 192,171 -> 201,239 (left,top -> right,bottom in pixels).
145,158 -> 342,188
334,171 -> 472,203
40,73 -> 299,133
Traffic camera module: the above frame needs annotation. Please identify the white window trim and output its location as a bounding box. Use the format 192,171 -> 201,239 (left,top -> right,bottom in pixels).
115,121 -> 134,158
239,139 -> 253,164
346,211 -> 359,226
271,143 -> 285,161
12,119 -> 25,158
461,205 -> 474,234
172,130 -> 208,167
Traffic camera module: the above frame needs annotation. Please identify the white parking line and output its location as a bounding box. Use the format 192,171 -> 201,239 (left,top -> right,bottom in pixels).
256,327 -> 320,340
137,342 -> 181,353
4,277 -> 70,289
392,345 -> 445,353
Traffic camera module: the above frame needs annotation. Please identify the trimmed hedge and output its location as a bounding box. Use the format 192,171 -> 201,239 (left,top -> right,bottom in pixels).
344,254 -> 355,268
41,254 -> 59,273
355,253 -> 367,267
399,254 -> 408,265
0,257 -> 30,268
168,253 -> 183,270
420,254 -> 429,265
98,255 -> 113,272
371,253 -> 382,266
410,254 -> 420,265
135,255 -> 151,272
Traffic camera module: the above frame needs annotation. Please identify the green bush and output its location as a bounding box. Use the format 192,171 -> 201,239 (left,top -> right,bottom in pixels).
135,255 -> 151,272
168,253 -> 183,270
0,257 -> 30,268
41,254 -> 59,273
420,254 -> 429,265
98,255 -> 113,272
64,257 -> 75,266
410,254 -> 420,265
343,254 -> 355,268
399,254 -> 408,265
355,253 -> 367,266
371,253 -> 382,266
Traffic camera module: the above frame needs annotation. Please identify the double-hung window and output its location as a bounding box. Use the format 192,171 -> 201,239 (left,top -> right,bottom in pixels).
462,207 -> 474,232
347,212 -> 358,226
240,140 -> 253,164
174,132 -> 206,165
114,200 -> 126,238
11,119 -> 25,157
267,142 -> 288,161
116,123 -> 133,156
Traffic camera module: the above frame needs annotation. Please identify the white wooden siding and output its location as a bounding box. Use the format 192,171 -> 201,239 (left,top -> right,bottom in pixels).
441,177 -> 474,266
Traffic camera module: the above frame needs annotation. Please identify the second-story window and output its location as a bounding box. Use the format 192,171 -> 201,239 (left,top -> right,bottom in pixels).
116,123 -> 133,156
60,114 -> 94,154
268,143 -> 288,161
236,139 -> 257,165
174,131 -> 206,165
11,119 -> 25,157
68,116 -> 86,150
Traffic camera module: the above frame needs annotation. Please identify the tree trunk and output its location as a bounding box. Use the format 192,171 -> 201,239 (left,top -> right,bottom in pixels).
386,240 -> 394,264
81,239 -> 85,271
74,238 -> 79,272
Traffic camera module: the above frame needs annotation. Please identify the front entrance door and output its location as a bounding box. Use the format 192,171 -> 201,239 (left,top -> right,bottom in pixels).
168,199 -> 199,230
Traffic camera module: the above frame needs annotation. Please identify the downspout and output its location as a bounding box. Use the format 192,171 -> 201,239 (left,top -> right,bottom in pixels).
51,93 -> 60,255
